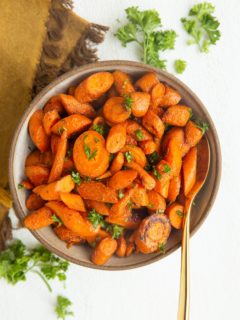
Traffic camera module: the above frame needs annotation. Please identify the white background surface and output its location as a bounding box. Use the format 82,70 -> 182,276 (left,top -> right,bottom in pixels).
1,1 -> 240,319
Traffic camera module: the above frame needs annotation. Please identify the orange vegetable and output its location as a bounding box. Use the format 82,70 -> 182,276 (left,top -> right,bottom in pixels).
43,95 -> 65,114
165,202 -> 184,229
112,70 -> 135,96
33,175 -> 75,200
151,82 -> 166,108
154,176 -> 171,199
142,110 -> 165,139
42,110 -> 60,136
162,105 -> 192,126
131,186 -> 149,207
60,192 -> 86,212
67,86 -> 76,96
25,192 -> 45,210
110,152 -> 124,174
147,190 -> 166,213
75,72 -> 114,103
73,130 -> 109,178
126,120 -> 152,141
25,150 -> 53,167
106,124 -> 127,153
51,134 -> 61,155
46,201 -> 98,238
108,170 -> 137,190
182,147 -> 197,196
25,165 -> 49,186
135,72 -> 159,93
20,180 -> 34,190
159,86 -> 181,107
125,242 -> 135,257
54,225 -> 84,247
24,206 -> 53,230
59,94 -> 96,118
48,130 -> 68,183
28,110 -> 50,152
96,171 -> 112,180
185,120 -> 203,147
125,162 -> 156,190
85,200 -> 110,216
121,145 -> 147,167
139,140 -> 157,155
51,114 -> 92,137
91,237 -> 117,265
168,175 -> 181,203
135,213 -> 171,253
130,92 -> 150,117
164,139 -> 182,177
103,97 -> 131,124
116,236 -> 127,257
77,181 -> 118,203
161,127 -> 184,153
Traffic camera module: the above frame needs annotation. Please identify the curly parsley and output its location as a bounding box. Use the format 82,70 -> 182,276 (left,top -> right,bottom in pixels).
55,295 -> 74,320
195,119 -> 209,133
92,124 -> 104,136
71,171 -> 82,185
124,151 -> 134,163
123,94 -> 133,111
88,210 -> 105,229
135,129 -> 143,141
174,59 -> 187,74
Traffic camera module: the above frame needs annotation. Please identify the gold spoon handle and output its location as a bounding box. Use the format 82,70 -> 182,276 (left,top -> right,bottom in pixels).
177,207 -> 191,320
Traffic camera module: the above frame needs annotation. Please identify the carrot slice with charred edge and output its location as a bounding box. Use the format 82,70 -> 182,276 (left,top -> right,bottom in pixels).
112,70 -> 135,96
85,200 -> 110,216
147,190 -> 166,213
116,236 -> 127,257
125,162 -> 156,190
121,145 -> 147,167
142,110 -> 165,140
162,105 -> 192,127
165,202 -> 184,229
60,193 -> 86,212
25,150 -> 53,167
46,201 -> 98,238
139,140 -> 157,155
33,175 -> 75,201
24,206 -> 54,230
131,186 -> 149,207
135,213 -> 171,254
168,175 -> 181,203
164,139 -> 182,177
54,225 -> 84,247
126,120 -> 152,141
25,193 -> 45,211
159,86 -> 181,107
48,130 -> 67,183
77,181 -> 118,203
29,110 -> 50,152
125,242 -> 135,257
130,92 -> 150,117
135,72 -> 159,93
108,170 -> 138,190
91,237 -> 117,265
75,72 -> 114,103
43,96 -> 65,114
20,180 -> 34,190
182,147 -> 197,196
106,124 -> 127,153
51,114 -> 92,137
103,97 -> 131,124
110,152 -> 124,174
25,165 -> 49,186
151,82 -> 166,108
73,130 -> 109,178
185,120 -> 204,147
59,94 -> 96,118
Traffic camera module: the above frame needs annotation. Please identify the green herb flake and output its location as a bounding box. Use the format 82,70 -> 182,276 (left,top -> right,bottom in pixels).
58,127 -> 66,135
94,137 -> 100,143
158,242 -> 166,254
124,151 -> 134,163
109,153 -> 115,162
147,151 -> 160,165
71,171 -> 82,185
118,190 -> 125,199
153,167 -> 162,180
176,210 -> 184,218
135,129 -> 143,141
52,214 -> 63,226
123,94 -> 133,111
55,295 -> 74,320
163,164 -> 171,173
174,59 -> 187,74
83,135 -> 98,160
111,225 -> 124,239
18,183 -> 24,190
88,209 -> 105,229
195,119 -> 209,134
92,124 -> 104,136
148,203 -> 154,209
85,176 -> 91,182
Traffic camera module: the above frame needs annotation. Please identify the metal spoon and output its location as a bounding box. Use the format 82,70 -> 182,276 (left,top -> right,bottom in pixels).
177,137 -> 210,320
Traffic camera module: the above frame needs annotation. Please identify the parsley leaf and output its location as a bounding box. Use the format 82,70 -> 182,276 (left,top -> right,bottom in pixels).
124,151 -> 134,163
153,166 -> 162,180
92,124 -> 104,136
118,190 -> 125,199
88,210 -> 105,229
163,164 -> 171,173
158,242 -> 166,254
52,214 -> 63,227
148,203 -> 154,209
55,295 -> 74,320
181,2 -> 221,53
123,94 -> 133,111
195,119 -> 209,133
174,59 -> 187,74
135,129 -> 143,141
71,171 -> 82,185
18,183 -> 24,189
109,224 -> 123,239
176,210 -> 184,218
83,135 -> 97,160
115,7 -> 177,70
147,151 -> 160,165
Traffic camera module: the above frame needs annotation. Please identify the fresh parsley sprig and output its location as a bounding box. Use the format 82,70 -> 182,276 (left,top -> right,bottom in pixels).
55,295 -> 74,320
174,59 -> 187,74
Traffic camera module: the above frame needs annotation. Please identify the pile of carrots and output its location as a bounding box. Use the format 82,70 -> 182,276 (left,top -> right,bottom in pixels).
21,70 -> 207,265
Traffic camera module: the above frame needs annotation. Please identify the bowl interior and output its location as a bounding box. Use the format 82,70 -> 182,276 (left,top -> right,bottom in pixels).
9,61 -> 221,270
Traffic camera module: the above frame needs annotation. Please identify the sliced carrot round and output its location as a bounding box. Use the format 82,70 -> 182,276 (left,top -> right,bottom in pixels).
106,124 -> 127,153
103,97 -> 131,124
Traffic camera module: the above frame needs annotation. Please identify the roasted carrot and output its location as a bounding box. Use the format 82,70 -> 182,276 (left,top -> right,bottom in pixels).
162,105 -> 192,127
121,145 -> 147,168
185,120 -> 204,147
161,127 -> 184,153
147,190 -> 166,213
126,120 -> 152,141
25,192 -> 45,211
131,186 -> 149,207
96,171 -> 112,180
51,114 -> 92,137
168,175 -> 181,203
91,237 -> 117,265
25,150 -> 53,167
164,139 -> 182,177
77,181 -> 118,203
59,94 -> 96,118
110,152 -> 124,174
139,140 -> 157,155
103,97 -> 131,124
60,192 -> 86,212
42,109 -> 60,136
112,70 -> 135,96
135,72 -> 159,93
165,202 -> 184,229
54,225 -> 84,247
20,179 -> 34,190
43,95 -> 65,114
159,86 -> 181,107
108,170 -> 138,190
142,110 -> 165,139
28,110 -> 50,152
151,82 -> 166,108
125,242 -> 135,257
125,162 -> 156,190
106,124 -> 127,153
130,92 -> 150,117
50,134 -> 61,155
24,206 -> 53,230
48,130 -> 67,183
116,236 -> 127,257
154,176 -> 171,199
25,165 -> 49,186
85,200 -> 110,216
135,213 -> 171,253
182,147 -> 197,196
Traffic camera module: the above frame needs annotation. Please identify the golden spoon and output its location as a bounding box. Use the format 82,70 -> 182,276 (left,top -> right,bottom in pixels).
177,137 -> 210,320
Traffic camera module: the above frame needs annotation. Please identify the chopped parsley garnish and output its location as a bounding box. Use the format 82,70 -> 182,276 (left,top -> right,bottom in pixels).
105,224 -> 123,239
94,137 -> 100,143
174,59 -> 187,74
176,210 -> 184,218
148,203 -> 154,209
153,167 -> 162,180
195,119 -> 209,133
18,183 -> 24,189
158,242 -> 166,254
147,151 -> 160,165
88,209 -> 105,229
83,135 -> 97,160
118,190 -> 125,199
135,129 -> 143,141
92,124 -> 104,136
71,171 -> 82,185
124,151 -> 134,163
52,214 -> 63,227
58,127 -> 66,135
163,164 -> 171,173
123,94 -> 133,111
55,295 -> 74,320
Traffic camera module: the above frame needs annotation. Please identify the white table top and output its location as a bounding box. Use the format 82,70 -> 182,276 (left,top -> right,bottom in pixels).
1,1 -> 240,319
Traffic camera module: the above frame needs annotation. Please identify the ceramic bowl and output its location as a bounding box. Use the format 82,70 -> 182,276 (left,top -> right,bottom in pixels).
9,60 -> 221,270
